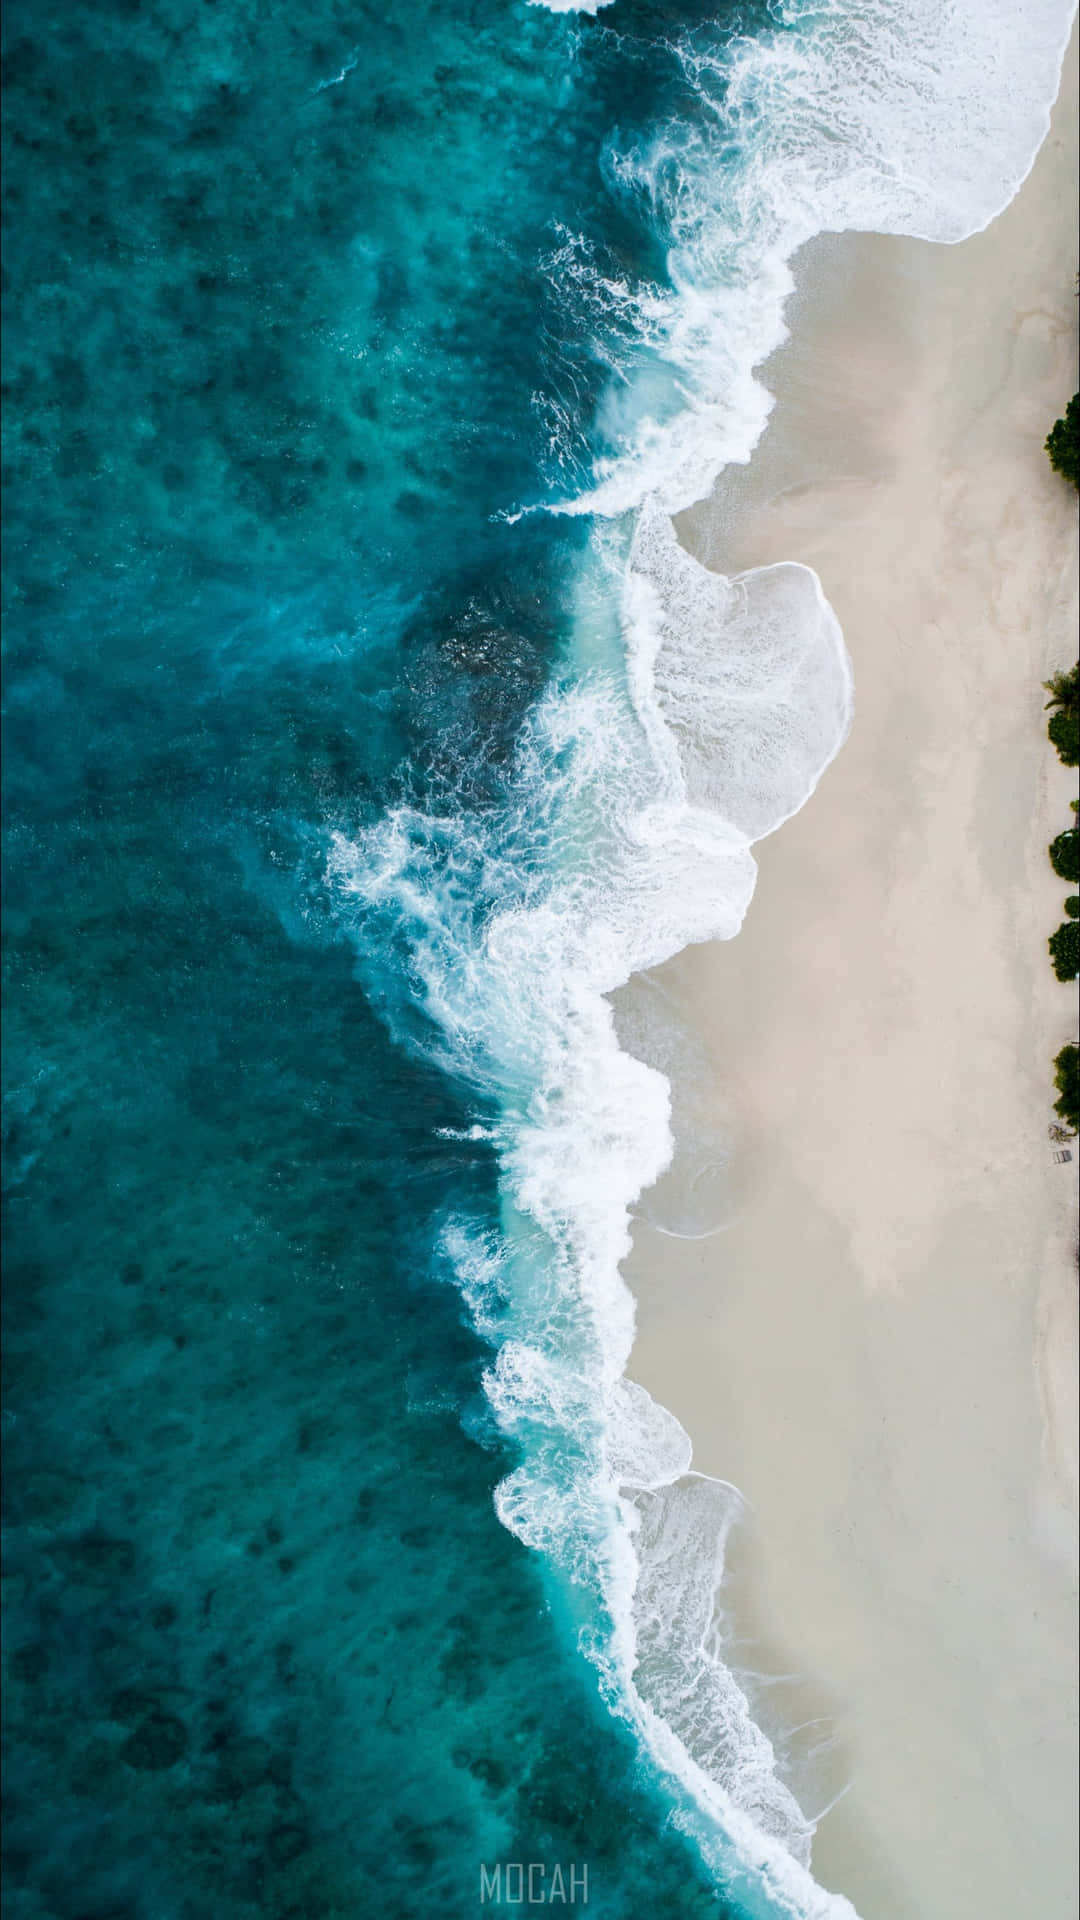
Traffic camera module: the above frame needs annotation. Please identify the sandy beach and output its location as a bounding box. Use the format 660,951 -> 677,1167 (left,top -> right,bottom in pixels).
617,36 -> 1079,1920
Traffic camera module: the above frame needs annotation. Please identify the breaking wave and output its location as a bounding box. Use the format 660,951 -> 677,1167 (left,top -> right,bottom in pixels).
330,0 -> 1074,1910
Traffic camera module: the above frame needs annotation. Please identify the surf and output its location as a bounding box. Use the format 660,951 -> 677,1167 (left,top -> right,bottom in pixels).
330,0 -> 1076,1910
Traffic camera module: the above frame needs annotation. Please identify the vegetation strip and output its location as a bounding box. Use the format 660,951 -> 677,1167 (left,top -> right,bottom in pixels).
1041,406 -> 1079,1131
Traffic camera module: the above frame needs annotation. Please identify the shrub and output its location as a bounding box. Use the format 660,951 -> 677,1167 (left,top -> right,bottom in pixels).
1049,829 -> 1080,883
1052,1043 -> 1080,1134
1048,709 -> 1080,766
1067,897 -> 1080,919
1044,662 -> 1080,766
1049,919 -> 1080,980
1045,392 -> 1080,488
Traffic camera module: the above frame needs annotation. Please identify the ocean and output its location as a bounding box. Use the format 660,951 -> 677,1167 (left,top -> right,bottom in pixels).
2,0 -> 1072,1916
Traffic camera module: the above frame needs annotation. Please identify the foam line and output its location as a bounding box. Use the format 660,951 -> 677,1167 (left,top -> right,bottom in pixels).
331,0 -> 1075,1909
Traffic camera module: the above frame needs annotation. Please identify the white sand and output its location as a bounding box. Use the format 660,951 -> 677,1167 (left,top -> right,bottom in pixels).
617,41 -> 1079,1920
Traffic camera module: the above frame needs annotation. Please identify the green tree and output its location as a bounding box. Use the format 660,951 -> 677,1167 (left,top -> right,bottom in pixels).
1049,828 -> 1080,883
1045,393 -> 1080,488
1044,662 -> 1080,710
1052,1042 -> 1080,1134
1049,919 -> 1080,981
1044,660 -> 1080,767
1067,897 -> 1080,919
1048,710 -> 1080,765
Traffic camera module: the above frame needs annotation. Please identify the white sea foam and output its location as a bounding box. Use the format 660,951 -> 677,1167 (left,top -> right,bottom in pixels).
542,0 -> 1075,516
331,519 -> 855,1913
332,0 -> 1074,1911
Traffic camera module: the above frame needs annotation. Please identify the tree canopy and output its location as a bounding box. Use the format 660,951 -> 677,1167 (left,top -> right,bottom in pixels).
1045,393 -> 1080,488
1044,661 -> 1080,710
1048,919 -> 1080,981
1048,711 -> 1080,766
1049,828 -> 1080,884
1044,660 -> 1080,767
1052,1043 -> 1080,1134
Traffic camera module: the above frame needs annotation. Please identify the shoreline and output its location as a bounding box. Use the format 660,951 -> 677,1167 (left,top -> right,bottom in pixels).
618,34 -> 1079,1920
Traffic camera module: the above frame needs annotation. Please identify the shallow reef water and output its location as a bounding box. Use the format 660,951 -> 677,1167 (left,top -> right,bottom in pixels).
2,0 -> 740,1913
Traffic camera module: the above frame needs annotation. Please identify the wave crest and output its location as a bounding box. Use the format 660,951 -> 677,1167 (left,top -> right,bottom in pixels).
331,0 -> 1073,1909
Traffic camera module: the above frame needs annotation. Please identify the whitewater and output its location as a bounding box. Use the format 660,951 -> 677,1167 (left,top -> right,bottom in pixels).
331,0 -> 1077,1912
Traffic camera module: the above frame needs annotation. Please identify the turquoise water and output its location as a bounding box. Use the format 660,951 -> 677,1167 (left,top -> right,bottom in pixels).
4,0 -> 1073,1914
1,1 -> 748,1915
